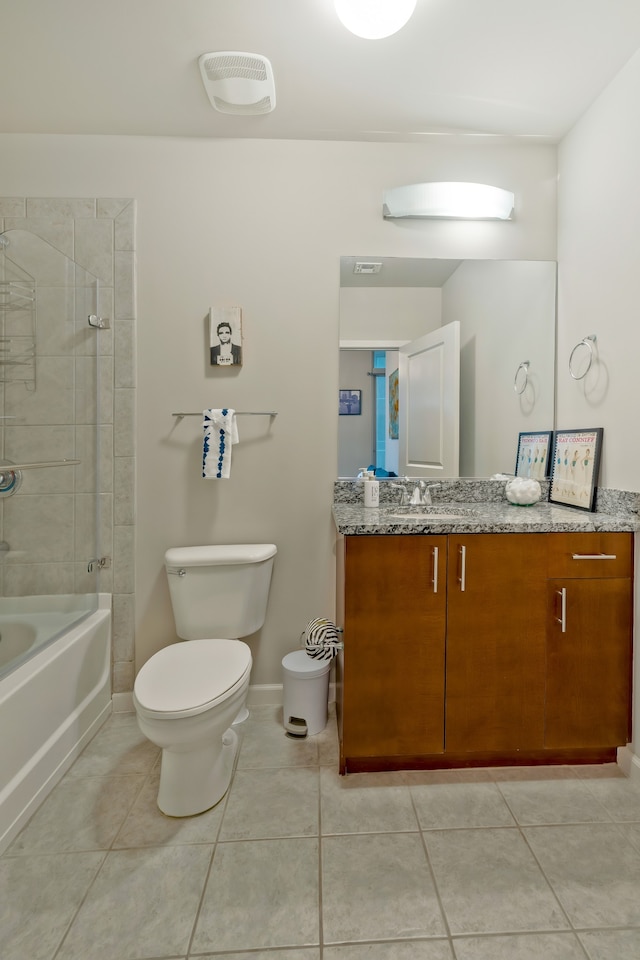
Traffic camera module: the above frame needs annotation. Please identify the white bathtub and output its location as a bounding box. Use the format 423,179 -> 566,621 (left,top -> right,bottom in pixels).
0,594 -> 112,854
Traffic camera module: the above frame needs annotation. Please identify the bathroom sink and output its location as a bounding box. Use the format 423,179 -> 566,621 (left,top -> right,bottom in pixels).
387,509 -> 467,521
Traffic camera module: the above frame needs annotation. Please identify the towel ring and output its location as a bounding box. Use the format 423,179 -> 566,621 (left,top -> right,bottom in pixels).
569,335 -> 597,380
514,361 -> 530,395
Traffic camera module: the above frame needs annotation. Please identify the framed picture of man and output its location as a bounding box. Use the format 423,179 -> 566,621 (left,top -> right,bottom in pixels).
209,306 -> 243,367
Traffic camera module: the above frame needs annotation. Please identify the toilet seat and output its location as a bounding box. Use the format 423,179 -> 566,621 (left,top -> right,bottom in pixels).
133,638 -> 252,720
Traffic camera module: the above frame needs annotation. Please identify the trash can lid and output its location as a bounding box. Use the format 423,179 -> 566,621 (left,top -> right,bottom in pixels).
282,649 -> 331,679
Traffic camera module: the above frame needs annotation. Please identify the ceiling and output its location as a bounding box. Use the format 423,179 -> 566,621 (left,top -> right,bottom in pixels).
2,1 -> 640,142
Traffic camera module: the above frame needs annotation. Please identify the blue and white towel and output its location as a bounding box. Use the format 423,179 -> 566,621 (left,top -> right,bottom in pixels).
203,408 -> 239,479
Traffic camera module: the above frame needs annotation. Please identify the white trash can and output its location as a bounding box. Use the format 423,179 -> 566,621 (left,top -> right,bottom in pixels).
282,650 -> 331,737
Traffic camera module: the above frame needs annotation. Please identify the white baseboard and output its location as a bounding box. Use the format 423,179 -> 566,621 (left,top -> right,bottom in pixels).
116,682 -> 336,714
617,744 -> 640,781
247,682 -> 336,707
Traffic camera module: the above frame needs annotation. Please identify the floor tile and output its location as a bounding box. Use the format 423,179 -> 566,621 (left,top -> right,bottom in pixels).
198,952 -> 320,960
578,929 -> 640,960
324,942 -> 454,958
220,766 -> 319,839
489,766 -> 577,782
113,769 -> 226,848
6,776 -> 143,854
321,767 -> 419,835
237,717 -> 319,769
572,763 -> 626,779
524,823 -> 640,928
580,777 -> 640,820
316,713 -> 340,765
425,827 -> 568,935
496,778 -> 611,825
0,851 -> 105,960
322,832 -> 446,943
403,769 -> 495,785
192,838 -> 319,952
451,932 -> 586,959
66,712 -> 159,778
56,844 -> 213,960
410,781 -> 515,830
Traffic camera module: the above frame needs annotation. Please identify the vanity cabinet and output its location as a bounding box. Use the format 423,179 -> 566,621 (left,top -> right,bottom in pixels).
338,534 -> 447,763
337,531 -> 633,773
545,533 -> 633,750
445,534 -> 548,754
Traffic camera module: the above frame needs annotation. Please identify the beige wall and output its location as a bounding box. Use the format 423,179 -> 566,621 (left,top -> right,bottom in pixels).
558,48 -> 640,757
0,134 -> 557,689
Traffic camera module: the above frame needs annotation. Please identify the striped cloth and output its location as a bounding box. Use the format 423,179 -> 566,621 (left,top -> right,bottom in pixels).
302,617 -> 344,661
203,408 -> 239,478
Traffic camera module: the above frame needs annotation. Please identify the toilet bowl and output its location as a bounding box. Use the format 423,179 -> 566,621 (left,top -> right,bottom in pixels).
134,638 -> 252,816
133,542 -> 276,817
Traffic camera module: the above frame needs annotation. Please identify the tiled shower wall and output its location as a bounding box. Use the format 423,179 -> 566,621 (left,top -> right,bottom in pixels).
0,197 -> 136,701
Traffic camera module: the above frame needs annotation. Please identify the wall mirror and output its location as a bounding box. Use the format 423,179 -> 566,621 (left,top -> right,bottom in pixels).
338,257 -> 557,479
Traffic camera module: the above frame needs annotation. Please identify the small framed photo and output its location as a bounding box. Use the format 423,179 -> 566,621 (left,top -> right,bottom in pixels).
209,306 -> 243,367
515,431 -> 553,479
549,428 -> 604,511
339,389 -> 361,416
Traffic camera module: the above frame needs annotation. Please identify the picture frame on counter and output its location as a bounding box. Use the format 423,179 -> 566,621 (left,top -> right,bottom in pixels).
515,430 -> 553,479
549,428 -> 604,511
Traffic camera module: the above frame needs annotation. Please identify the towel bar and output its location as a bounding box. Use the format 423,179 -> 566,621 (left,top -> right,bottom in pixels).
172,411 -> 277,418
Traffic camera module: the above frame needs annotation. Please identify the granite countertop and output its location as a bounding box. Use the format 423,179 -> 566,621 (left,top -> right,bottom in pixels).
332,500 -> 639,536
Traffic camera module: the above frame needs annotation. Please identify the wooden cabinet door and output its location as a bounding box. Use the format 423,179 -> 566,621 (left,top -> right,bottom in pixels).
445,534 -> 548,754
546,578 -> 632,749
341,535 -> 446,761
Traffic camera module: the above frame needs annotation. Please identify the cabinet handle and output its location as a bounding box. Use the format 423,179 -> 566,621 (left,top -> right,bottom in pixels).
458,544 -> 466,592
432,546 -> 439,594
555,587 -> 567,633
572,553 -> 617,560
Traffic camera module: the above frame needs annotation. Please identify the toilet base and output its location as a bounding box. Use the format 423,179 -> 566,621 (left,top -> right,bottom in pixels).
157,727 -> 239,817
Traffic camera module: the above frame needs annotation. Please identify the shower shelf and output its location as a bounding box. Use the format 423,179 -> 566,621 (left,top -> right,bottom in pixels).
0,280 -> 36,387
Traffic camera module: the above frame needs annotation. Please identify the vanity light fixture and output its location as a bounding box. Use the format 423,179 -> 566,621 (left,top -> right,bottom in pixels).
334,0 -> 417,39
383,182 -> 515,220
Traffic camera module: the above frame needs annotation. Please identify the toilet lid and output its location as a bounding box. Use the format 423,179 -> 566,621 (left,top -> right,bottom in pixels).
134,639 -> 251,715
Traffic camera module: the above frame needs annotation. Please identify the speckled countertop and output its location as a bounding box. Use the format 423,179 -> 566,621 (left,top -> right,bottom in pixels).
332,479 -> 640,535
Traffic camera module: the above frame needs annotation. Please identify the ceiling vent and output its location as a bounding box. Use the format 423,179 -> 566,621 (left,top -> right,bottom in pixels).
198,51 -> 276,115
354,262 -> 382,274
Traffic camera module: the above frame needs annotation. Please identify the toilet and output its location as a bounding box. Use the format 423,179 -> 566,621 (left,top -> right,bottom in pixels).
133,543 -> 277,817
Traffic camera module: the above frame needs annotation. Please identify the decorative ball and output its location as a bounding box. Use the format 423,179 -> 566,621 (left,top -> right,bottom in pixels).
505,477 -> 542,506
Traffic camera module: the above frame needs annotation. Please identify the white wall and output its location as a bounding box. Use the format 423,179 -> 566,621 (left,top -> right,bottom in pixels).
443,260 -> 557,477
558,50 -> 640,492
339,287 -> 442,342
558,48 -> 640,758
338,351 -> 373,476
0,134 -> 557,687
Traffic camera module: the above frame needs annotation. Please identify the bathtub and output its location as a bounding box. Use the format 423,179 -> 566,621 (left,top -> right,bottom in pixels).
0,594 -> 112,854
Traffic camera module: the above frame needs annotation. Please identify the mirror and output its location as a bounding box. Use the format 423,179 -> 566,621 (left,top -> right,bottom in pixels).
339,257 -> 557,479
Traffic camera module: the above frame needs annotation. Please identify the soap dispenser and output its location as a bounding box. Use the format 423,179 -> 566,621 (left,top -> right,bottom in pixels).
362,469 -> 379,508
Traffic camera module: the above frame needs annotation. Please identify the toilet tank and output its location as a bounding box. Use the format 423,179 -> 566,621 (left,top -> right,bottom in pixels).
164,544 -> 277,641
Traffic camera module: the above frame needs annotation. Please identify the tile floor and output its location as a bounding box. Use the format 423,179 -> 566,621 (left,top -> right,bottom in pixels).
3,705 -> 640,959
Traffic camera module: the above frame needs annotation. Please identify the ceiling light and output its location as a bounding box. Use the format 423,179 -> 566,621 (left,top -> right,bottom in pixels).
334,0 -> 417,39
383,182 -> 515,220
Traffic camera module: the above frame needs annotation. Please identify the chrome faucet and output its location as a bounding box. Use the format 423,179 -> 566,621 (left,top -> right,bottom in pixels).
411,481 -> 440,506
390,482 -> 410,506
